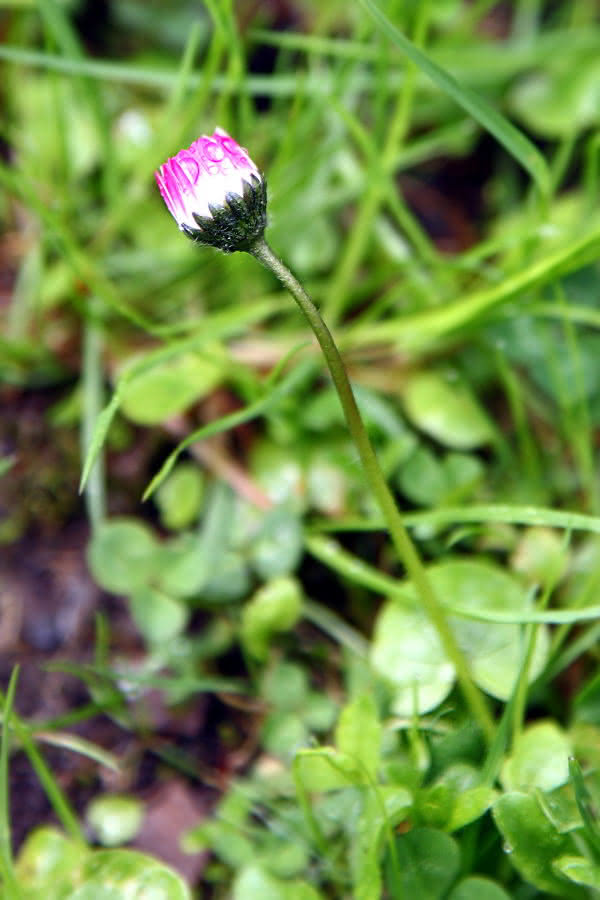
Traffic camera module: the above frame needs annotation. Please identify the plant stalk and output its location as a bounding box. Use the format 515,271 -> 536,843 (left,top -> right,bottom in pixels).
249,236 -> 494,741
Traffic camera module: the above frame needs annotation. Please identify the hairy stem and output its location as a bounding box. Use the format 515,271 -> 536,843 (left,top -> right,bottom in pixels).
249,236 -> 493,741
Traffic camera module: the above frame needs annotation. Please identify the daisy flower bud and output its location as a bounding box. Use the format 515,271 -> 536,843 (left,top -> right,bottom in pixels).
155,127 -> 267,253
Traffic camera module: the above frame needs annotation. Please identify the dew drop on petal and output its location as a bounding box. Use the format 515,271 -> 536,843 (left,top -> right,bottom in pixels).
177,153 -> 200,186
203,140 -> 225,163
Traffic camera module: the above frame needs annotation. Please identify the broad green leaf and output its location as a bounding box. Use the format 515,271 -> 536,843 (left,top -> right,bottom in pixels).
448,876 -> 511,900
259,842 -> 310,880
201,551 -> 250,602
233,864 -> 322,900
118,350 -> 223,425
294,747 -> 364,792
249,508 -> 304,580
15,829 -> 191,899
15,827 -> 84,897
492,792 -> 584,898
357,0 -> 550,196
353,795 -> 384,900
156,533 -> 208,599
510,527 -> 570,586
86,795 -> 144,847
398,448 -> 484,507
443,452 -> 484,496
397,446 -> 449,506
335,694 -> 381,779
501,722 -> 571,792
386,827 -> 460,899
416,783 -> 455,829
306,452 -> 349,516
371,560 -> 549,714
129,586 -> 189,645
371,594 -> 455,714
554,856 -> 600,890
184,819 -> 254,868
352,787 -> 412,900
155,463 -> 204,531
423,760 -> 492,830
87,518 -> 158,594
568,757 -> 600,856
262,662 -> 309,710
446,786 -> 496,832
262,711 -> 309,758
250,441 -> 305,511
241,577 -> 303,660
510,53 -> 600,138
540,782 -> 582,835
401,371 -> 493,449
74,848 -> 191,899
304,692 -> 338,733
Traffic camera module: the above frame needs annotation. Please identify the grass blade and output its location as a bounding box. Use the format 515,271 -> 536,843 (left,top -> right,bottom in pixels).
0,668 -> 21,898
357,0 -> 551,197
79,393 -> 120,494
142,357 -> 314,501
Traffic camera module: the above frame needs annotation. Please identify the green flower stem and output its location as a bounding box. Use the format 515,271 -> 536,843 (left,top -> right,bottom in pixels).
249,236 -> 494,742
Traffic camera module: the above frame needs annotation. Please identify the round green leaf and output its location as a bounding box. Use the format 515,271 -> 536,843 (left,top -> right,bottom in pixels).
260,841 -> 310,880
249,508 -> 303,580
446,786 -> 496,832
306,454 -> 348,516
501,721 -> 571,792
233,864 -> 321,900
371,596 -> 455,715
15,830 -> 190,900
335,694 -> 382,779
250,441 -> 306,510
87,518 -> 158,595
511,527 -> 569,586
304,692 -> 338,733
262,711 -> 308,758
155,463 -> 204,531
242,577 -> 303,660
554,856 -> 600,890
130,586 -> 189,645
293,747 -> 363,792
202,551 -> 250,602
402,371 -> 493,449
435,560 -> 549,701
448,876 -> 511,900
510,54 -> 600,138
86,795 -> 144,847
492,792 -> 585,898
388,827 -> 460,899
75,848 -> 191,899
398,446 -> 449,506
119,351 -> 223,426
157,533 -> 207,599
262,662 -> 309,710
371,560 -> 549,714
16,827 -> 86,895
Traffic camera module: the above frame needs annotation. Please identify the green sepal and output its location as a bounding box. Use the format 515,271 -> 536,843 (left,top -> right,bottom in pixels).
187,174 -> 267,253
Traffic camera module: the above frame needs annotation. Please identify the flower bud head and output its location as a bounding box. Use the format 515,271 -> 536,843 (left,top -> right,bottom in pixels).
155,128 -> 267,253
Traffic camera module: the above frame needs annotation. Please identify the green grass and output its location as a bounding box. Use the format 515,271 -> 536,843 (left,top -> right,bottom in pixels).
3,0 -> 600,897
